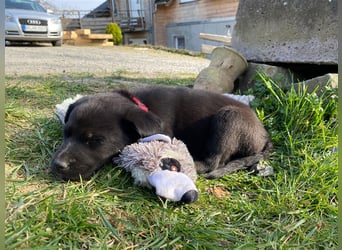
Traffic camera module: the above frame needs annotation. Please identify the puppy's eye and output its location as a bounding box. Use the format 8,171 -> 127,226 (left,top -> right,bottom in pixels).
83,134 -> 104,147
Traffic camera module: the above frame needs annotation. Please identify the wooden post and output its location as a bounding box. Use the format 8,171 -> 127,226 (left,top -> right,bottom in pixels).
194,47 -> 248,93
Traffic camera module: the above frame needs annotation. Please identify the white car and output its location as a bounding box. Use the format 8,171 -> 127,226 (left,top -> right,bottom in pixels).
5,0 -> 63,46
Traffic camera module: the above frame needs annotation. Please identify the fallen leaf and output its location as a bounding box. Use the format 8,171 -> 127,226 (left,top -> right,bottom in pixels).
206,186 -> 230,199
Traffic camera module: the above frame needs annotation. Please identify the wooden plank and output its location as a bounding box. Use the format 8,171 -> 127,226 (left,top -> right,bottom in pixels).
82,33 -> 112,40
75,29 -> 91,35
201,44 -> 217,54
63,31 -> 78,40
199,33 -> 231,44
62,28 -> 113,46
74,38 -> 112,46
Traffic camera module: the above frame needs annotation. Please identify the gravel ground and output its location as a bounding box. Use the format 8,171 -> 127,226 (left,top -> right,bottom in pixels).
5,44 -> 209,76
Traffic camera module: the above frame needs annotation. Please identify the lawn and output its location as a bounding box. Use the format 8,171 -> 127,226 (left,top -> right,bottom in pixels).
5,72 -> 338,249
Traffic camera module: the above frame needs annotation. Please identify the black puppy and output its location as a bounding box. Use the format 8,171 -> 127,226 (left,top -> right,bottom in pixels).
51,86 -> 272,181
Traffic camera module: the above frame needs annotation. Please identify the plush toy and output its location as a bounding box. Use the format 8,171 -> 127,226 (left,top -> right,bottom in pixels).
113,134 -> 198,204
223,93 -> 255,106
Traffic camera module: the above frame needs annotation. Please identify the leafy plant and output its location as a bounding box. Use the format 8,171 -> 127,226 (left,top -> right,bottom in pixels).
105,23 -> 123,45
251,71 -> 337,153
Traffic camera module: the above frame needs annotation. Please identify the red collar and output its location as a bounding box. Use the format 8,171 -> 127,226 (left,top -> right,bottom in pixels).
131,96 -> 149,112
116,90 -> 149,112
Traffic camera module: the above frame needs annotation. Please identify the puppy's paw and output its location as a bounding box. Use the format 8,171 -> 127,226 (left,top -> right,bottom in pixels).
203,170 -> 224,179
253,161 -> 274,177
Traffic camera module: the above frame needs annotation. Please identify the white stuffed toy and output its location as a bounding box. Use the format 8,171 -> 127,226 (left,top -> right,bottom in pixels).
114,134 -> 198,204
223,93 -> 255,106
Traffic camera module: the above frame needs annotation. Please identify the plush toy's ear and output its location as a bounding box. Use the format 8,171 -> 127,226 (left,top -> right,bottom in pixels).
122,108 -> 164,138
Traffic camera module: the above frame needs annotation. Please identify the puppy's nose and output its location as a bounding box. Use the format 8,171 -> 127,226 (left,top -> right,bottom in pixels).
181,190 -> 198,204
52,159 -> 69,172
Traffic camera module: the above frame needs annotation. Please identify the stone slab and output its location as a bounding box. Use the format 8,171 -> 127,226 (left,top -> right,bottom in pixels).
231,0 -> 338,65
236,62 -> 298,91
297,73 -> 338,95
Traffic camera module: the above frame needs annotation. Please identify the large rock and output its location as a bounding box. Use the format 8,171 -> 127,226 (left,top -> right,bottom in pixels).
231,0 -> 338,65
236,63 -> 338,96
296,73 -> 338,95
237,62 -> 297,91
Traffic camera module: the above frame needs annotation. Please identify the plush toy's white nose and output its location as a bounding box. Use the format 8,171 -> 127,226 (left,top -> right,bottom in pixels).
148,170 -> 198,203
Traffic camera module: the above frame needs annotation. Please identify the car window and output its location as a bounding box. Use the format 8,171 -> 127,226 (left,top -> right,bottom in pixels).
5,0 -> 46,12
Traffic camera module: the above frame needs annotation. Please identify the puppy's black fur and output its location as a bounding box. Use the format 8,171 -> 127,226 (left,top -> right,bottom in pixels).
51,86 -> 272,181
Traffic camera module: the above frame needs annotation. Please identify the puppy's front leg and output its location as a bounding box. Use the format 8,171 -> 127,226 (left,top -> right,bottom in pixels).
194,107 -> 242,176
194,160 -> 219,174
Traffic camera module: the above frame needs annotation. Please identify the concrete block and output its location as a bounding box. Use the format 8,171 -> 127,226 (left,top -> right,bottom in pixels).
236,62 -> 296,91
297,73 -> 338,95
231,0 -> 338,64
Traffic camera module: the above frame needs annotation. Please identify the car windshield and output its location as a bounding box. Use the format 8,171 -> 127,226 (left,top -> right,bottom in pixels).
5,0 -> 46,12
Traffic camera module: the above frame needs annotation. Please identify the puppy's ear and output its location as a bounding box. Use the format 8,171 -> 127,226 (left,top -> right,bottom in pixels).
64,103 -> 76,124
123,108 -> 163,138
64,97 -> 88,124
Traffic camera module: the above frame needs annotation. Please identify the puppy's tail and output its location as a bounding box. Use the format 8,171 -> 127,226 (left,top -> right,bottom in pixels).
204,141 -> 273,179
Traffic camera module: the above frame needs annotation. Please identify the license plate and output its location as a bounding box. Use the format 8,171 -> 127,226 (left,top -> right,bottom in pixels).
22,25 -> 47,32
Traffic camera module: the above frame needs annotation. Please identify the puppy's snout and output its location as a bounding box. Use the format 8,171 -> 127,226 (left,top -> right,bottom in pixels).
52,159 -> 69,172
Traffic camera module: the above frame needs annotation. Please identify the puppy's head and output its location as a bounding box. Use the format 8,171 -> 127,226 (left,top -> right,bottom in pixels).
50,92 -> 163,181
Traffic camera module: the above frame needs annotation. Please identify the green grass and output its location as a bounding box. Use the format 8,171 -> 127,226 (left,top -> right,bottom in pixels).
5,72 -> 337,249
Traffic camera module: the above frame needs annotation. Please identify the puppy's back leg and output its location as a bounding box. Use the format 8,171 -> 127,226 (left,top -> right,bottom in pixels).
203,153 -> 266,179
203,139 -> 273,179
196,107 -> 245,174
198,106 -> 272,179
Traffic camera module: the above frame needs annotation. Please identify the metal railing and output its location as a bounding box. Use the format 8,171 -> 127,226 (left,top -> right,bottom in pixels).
59,10 -> 146,33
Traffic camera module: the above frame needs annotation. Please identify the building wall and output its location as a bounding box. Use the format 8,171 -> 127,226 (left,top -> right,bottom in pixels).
154,0 -> 239,49
166,17 -> 236,51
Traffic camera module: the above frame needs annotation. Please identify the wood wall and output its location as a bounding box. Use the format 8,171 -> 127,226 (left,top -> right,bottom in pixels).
154,0 -> 239,46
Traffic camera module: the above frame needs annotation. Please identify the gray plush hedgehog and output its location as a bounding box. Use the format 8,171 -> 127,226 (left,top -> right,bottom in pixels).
114,134 -> 198,204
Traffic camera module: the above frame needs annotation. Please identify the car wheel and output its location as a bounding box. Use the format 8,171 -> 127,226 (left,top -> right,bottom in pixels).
52,40 -> 62,47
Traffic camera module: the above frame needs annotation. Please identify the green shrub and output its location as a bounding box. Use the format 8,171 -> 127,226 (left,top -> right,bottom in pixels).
105,23 -> 123,45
